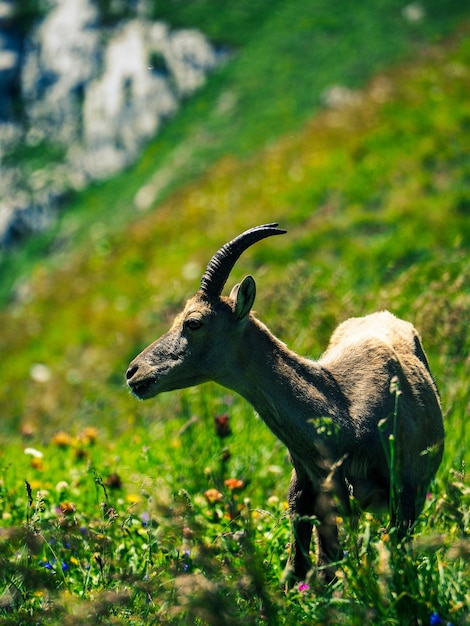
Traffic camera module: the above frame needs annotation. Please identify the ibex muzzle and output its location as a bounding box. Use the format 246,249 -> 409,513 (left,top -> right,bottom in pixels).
126,224 -> 444,583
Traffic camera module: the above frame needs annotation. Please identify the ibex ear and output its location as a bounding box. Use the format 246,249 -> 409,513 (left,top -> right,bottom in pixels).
231,275 -> 256,321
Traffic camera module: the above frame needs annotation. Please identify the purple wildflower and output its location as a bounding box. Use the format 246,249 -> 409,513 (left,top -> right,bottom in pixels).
140,511 -> 151,527
182,550 -> 191,572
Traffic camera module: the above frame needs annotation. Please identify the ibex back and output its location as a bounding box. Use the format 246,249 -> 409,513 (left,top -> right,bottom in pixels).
126,224 -> 444,583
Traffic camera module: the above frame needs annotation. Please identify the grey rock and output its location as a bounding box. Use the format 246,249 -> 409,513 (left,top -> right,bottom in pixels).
0,0 -> 225,249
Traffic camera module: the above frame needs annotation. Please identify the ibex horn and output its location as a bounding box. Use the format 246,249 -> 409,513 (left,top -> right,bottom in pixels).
200,223 -> 287,297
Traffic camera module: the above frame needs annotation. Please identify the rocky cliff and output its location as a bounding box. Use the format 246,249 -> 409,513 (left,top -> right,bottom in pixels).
0,0 -> 225,247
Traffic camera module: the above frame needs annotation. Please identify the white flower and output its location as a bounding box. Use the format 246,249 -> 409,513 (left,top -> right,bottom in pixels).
30,363 -> 52,383
24,447 -> 44,458
402,3 -> 425,23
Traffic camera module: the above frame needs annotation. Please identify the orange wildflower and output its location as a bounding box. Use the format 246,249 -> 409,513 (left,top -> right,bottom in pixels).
59,501 -> 76,515
204,488 -> 224,503
224,478 -> 244,491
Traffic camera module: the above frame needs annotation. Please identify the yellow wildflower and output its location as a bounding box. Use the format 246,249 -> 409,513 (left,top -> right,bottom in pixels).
52,431 -> 73,447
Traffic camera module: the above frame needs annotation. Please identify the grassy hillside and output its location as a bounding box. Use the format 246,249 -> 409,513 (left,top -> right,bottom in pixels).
0,7 -> 469,626
2,0 -> 470,303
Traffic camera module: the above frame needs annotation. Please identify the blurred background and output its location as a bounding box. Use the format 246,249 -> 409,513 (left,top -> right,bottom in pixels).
0,0 -> 468,449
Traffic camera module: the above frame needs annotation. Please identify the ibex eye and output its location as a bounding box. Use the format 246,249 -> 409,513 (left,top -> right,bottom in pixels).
186,318 -> 203,330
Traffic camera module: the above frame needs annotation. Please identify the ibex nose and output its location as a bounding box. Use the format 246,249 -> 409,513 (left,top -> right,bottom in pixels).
126,364 -> 139,381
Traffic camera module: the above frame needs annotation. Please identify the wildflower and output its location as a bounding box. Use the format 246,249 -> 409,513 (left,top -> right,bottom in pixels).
58,501 -> 76,515
429,613 -> 453,626
224,478 -> 244,491
214,414 -> 232,438
55,481 -> 69,493
182,526 -> 193,539
140,511 -> 151,527
78,426 -> 98,444
105,473 -> 122,489
204,488 -> 224,503
182,550 -> 191,572
20,423 -> 36,438
126,494 -> 141,504
24,447 -> 43,458
52,431 -> 73,447
297,582 -> 310,592
30,458 -> 44,471
61,562 -> 69,572
30,363 -> 52,383
402,3 -> 425,23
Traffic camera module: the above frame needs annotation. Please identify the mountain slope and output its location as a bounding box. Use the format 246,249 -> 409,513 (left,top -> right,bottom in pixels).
1,0 -> 470,303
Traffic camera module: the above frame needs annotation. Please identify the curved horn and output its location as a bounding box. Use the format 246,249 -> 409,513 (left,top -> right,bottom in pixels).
200,223 -> 287,297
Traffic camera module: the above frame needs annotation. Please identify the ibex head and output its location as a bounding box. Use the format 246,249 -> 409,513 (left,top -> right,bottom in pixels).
126,224 -> 286,399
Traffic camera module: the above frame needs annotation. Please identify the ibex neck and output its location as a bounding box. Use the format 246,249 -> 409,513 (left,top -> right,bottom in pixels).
218,318 -> 348,454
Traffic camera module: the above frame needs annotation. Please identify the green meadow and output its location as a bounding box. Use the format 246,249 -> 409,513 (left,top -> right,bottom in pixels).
0,2 -> 469,624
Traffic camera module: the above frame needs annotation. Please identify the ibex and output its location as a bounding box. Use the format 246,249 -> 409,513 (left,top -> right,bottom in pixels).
126,224 -> 444,582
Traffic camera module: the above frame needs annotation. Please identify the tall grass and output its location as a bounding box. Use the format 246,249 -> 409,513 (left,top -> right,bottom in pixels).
0,405 -> 467,624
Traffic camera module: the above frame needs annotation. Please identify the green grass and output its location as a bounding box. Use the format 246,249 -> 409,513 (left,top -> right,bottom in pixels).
0,401 -> 467,624
2,0 -> 470,304
0,8 -> 469,626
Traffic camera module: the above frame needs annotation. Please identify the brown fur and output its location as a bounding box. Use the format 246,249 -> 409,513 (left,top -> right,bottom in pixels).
127,284 -> 444,584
